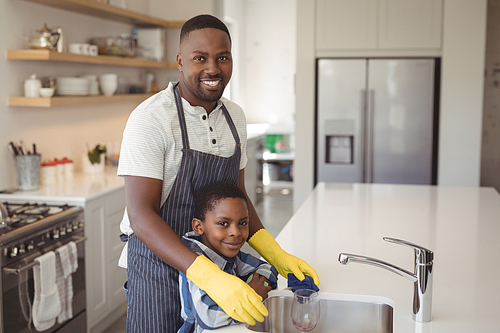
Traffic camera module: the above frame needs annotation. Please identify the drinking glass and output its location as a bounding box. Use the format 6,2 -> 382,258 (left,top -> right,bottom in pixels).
291,289 -> 320,332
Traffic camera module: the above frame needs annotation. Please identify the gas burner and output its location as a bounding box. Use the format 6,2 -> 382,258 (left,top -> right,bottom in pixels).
0,202 -> 76,233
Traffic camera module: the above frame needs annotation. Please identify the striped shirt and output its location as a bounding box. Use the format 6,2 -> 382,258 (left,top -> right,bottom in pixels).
116,82 -> 248,268
178,232 -> 278,333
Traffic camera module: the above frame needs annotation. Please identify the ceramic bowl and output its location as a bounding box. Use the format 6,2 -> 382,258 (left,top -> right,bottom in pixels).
100,82 -> 117,96
39,87 -> 55,97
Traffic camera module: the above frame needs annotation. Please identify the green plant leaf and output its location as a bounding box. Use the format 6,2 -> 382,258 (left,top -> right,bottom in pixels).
88,144 -> 107,164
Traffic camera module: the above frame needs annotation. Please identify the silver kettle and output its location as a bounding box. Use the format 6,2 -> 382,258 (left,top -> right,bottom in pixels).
24,23 -> 61,51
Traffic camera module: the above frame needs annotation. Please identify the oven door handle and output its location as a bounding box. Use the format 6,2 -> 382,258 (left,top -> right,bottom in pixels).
3,236 -> 87,275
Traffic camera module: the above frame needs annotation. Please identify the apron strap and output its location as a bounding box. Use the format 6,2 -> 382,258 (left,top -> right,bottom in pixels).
173,82 -> 190,150
221,104 -> 241,146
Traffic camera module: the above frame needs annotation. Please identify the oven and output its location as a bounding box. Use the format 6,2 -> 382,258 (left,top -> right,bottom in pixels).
0,202 -> 86,333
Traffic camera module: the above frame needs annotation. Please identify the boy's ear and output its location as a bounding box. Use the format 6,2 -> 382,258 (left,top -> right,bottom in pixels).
192,218 -> 204,235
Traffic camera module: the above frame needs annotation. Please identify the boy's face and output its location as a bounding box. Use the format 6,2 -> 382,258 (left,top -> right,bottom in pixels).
176,28 -> 232,112
193,197 -> 249,258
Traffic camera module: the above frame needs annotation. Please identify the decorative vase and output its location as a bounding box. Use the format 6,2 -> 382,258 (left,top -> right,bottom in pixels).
82,153 -> 105,174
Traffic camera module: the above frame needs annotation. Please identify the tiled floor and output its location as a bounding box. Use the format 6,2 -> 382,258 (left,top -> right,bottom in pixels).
102,191 -> 294,333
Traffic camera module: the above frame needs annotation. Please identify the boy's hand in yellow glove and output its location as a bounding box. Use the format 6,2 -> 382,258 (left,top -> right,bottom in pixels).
186,255 -> 268,325
248,229 -> 320,285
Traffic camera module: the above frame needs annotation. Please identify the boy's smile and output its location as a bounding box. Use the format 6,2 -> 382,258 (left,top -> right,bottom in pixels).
193,197 -> 249,258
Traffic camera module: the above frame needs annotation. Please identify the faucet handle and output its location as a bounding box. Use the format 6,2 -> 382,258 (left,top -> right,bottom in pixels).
383,237 -> 434,265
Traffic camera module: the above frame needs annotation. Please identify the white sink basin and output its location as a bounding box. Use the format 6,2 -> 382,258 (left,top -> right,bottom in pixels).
246,290 -> 394,333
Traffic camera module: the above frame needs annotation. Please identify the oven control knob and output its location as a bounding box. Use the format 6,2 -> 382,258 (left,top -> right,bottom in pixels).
78,222 -> 84,229
66,224 -> 73,233
9,246 -> 18,258
19,244 -> 26,255
60,226 -> 67,236
52,229 -> 60,239
27,241 -> 35,251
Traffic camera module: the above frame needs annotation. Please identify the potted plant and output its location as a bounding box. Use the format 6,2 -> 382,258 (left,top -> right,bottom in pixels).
82,144 -> 107,174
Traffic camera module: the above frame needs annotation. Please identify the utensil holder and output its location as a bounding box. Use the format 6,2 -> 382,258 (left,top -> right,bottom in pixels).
14,154 -> 41,191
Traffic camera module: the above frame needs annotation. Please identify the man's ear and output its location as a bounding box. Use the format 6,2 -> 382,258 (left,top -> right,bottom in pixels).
192,218 -> 204,235
176,53 -> 182,71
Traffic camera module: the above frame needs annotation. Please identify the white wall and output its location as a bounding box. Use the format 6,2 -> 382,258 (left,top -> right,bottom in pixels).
438,0 -> 487,186
294,0 -> 316,210
223,0 -> 245,105
0,1 -> 214,190
294,0 -> 488,210
239,0 -> 297,126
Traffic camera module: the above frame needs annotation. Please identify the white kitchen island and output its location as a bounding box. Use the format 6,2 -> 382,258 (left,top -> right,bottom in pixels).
217,182 -> 500,332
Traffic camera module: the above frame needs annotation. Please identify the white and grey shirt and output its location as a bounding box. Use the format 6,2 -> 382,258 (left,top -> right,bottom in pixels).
117,82 -> 248,268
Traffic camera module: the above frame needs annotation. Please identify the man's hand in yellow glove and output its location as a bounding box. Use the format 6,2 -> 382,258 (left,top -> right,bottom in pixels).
186,255 -> 268,325
248,229 -> 320,285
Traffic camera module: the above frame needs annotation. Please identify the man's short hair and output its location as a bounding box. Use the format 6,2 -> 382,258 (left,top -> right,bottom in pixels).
180,14 -> 231,45
194,181 -> 247,221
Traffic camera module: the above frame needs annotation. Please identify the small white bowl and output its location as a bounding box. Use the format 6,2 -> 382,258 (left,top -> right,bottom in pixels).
100,73 -> 118,81
39,87 -> 55,97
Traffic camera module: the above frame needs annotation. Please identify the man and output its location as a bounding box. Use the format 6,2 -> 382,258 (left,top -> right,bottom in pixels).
118,14 -> 319,333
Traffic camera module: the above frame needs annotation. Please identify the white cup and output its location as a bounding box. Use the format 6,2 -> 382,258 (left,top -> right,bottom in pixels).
81,43 -> 90,55
89,45 -> 98,56
68,43 -> 83,54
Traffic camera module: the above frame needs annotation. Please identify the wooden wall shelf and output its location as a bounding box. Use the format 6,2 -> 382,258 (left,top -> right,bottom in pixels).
21,0 -> 184,28
9,94 -> 153,107
7,50 -> 177,68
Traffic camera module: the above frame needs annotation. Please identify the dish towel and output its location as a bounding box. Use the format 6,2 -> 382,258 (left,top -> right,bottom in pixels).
287,273 -> 320,293
55,241 -> 78,324
33,251 -> 61,331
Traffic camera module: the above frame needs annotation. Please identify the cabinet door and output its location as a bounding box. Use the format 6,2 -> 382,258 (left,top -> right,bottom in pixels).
85,188 -> 127,330
104,188 -> 127,308
85,200 -> 109,326
378,0 -> 442,49
316,0 -> 378,50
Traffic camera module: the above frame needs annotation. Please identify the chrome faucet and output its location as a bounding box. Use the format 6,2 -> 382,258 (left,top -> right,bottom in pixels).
338,237 -> 434,322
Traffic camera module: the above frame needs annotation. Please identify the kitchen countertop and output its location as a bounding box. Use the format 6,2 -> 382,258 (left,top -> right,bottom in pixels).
217,182 -> 500,332
0,166 -> 123,205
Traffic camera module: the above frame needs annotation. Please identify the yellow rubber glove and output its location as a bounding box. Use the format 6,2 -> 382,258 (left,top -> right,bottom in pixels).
186,255 -> 268,325
248,229 -> 320,285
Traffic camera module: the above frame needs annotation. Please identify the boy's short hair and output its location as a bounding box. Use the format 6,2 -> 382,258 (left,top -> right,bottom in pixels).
194,182 -> 247,221
180,14 -> 231,45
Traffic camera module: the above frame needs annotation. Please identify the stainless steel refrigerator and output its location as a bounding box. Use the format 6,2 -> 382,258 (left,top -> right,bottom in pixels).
316,58 -> 438,185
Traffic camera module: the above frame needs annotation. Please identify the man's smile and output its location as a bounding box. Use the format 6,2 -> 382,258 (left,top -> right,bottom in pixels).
201,79 -> 222,89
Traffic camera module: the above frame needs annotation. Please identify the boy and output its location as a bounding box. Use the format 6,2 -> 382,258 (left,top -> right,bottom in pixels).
178,182 -> 278,333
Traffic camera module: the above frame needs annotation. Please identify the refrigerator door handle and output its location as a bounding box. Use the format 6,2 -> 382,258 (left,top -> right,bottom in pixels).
361,89 -> 367,183
366,89 -> 375,183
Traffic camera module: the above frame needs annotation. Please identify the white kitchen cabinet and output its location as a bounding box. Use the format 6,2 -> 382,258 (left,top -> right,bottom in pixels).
316,0 -> 378,50
378,0 -> 442,49
316,0 -> 442,51
84,186 -> 127,333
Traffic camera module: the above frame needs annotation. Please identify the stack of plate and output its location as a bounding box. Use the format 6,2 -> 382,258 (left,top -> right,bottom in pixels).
80,75 -> 99,95
57,77 -> 90,96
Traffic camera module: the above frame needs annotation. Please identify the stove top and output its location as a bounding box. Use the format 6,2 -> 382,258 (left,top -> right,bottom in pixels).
0,202 -> 75,235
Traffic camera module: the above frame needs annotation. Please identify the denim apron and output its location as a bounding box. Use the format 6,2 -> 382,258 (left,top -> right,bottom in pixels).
126,83 -> 241,332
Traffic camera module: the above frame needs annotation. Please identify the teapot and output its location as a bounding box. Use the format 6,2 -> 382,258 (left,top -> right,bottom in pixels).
24,23 -> 61,51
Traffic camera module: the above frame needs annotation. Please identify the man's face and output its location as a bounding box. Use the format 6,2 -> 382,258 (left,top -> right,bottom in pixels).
193,197 -> 249,258
176,28 -> 232,111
